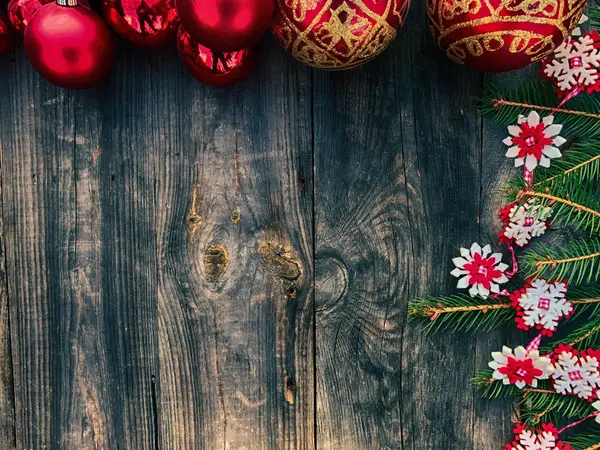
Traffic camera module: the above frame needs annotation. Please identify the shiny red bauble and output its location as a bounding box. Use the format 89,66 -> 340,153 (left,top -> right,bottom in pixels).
8,0 -> 52,34
177,26 -> 258,87
427,0 -> 586,72
272,0 -> 410,70
176,0 -> 273,52
0,11 -> 13,55
103,0 -> 179,48
24,2 -> 115,89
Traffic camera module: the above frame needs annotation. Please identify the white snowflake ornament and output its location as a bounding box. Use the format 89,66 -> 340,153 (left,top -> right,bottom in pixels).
503,111 -> 566,172
594,400 -> 600,423
512,279 -> 571,335
543,33 -> 600,93
551,348 -> 600,400
450,242 -> 509,298
502,200 -> 552,247
505,423 -> 567,450
489,345 -> 553,389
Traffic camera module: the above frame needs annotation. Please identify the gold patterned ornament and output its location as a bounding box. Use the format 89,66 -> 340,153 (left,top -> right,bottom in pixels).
271,0 -> 411,70
427,0 -> 586,72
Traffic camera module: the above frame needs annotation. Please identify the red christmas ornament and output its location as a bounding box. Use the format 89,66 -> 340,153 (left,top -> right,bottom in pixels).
175,0 -> 273,52
427,0 -> 586,72
103,0 -> 179,48
0,11 -> 13,55
24,1 -> 115,89
271,0 -> 410,70
8,0 -> 52,34
177,26 -> 258,87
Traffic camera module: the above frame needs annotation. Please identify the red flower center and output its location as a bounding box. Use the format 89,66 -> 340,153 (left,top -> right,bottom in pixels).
499,356 -> 543,385
511,123 -> 552,160
463,253 -> 501,289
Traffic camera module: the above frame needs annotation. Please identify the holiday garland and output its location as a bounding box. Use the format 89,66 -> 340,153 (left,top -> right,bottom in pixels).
410,9 -> 600,450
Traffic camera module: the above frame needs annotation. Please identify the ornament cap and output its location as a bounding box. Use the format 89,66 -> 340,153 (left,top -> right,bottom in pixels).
55,0 -> 78,6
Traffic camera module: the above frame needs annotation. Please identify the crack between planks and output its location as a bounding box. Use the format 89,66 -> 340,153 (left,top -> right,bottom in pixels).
151,375 -> 159,450
310,67 -> 318,450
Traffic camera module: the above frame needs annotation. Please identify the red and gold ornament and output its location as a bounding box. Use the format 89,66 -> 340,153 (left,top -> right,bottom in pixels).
24,0 -> 115,89
0,11 -> 13,56
176,0 -> 273,52
103,0 -> 179,48
177,26 -> 258,87
271,0 -> 410,70
427,0 -> 587,72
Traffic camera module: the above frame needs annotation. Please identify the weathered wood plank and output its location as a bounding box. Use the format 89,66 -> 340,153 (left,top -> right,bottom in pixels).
0,45 -> 161,448
312,48 -> 411,450
397,2 -> 488,449
155,40 -> 315,449
0,50 -> 15,447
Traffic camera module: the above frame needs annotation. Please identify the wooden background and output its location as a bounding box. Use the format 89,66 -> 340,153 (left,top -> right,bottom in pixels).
0,1 -> 524,448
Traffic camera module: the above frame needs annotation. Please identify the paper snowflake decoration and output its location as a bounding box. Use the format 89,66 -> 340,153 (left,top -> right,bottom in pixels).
489,345 -> 553,389
503,111 -> 565,172
542,32 -> 600,95
594,400 -> 600,423
505,423 -> 572,450
450,242 -> 509,298
500,200 -> 552,247
551,346 -> 600,400
511,279 -> 571,336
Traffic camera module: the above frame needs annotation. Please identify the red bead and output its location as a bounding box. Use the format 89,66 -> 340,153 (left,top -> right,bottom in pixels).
177,26 -> 258,87
271,0 -> 410,70
103,0 -> 179,48
24,2 -> 115,89
7,0 -> 51,34
175,0 -> 273,52
427,0 -> 587,72
0,12 -> 13,56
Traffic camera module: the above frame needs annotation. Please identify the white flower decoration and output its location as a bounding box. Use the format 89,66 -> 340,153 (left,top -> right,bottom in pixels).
503,111 -> 566,172
450,243 -> 509,298
489,345 -> 553,389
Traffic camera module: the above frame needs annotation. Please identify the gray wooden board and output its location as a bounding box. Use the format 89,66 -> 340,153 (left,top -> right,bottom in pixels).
0,4 -> 528,448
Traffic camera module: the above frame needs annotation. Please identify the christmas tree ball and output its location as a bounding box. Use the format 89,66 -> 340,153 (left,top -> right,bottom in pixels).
427,0 -> 586,72
271,0 -> 411,70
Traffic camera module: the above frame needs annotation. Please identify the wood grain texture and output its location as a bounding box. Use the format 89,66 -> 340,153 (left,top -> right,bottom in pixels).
0,15 -> 530,449
155,40 -> 315,449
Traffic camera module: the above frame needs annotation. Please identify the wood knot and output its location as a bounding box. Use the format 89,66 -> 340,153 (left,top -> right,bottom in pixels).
257,241 -> 301,281
230,209 -> 241,224
284,377 -> 296,405
204,244 -> 229,282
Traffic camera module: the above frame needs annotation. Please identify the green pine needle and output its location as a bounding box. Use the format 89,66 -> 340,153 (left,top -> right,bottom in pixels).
524,238 -> 600,285
477,81 -> 600,138
408,296 -> 514,334
567,429 -> 600,450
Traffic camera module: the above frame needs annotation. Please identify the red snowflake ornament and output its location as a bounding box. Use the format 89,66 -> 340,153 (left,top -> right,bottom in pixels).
511,279 -> 571,336
542,31 -> 600,97
505,423 -> 572,450
550,345 -> 600,401
499,201 -> 552,248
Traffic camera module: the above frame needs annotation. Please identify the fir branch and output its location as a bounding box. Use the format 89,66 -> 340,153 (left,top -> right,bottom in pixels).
568,285 -> 600,318
524,238 -> 600,285
473,369 -> 522,399
477,81 -> 600,138
520,388 -> 595,425
533,140 -> 600,193
409,289 -> 600,334
568,429 -> 600,450
408,295 -> 514,333
540,316 -> 600,353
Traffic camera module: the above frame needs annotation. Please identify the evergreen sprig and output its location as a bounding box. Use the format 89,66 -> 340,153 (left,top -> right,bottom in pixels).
523,238 -> 600,285
474,369 -> 522,399
408,295 -> 514,333
567,429 -> 600,450
520,389 -> 595,425
540,316 -> 600,353
477,82 -> 600,138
